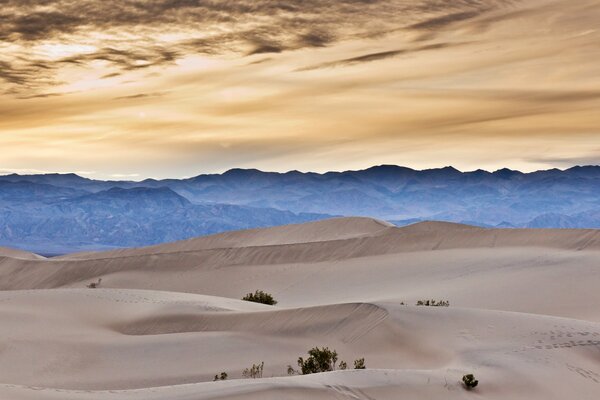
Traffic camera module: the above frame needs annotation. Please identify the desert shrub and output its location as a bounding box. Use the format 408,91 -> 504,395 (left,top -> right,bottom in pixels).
242,290 -> 277,305
297,347 -> 338,374
214,372 -> 228,381
462,374 -> 478,390
353,358 -> 366,369
242,362 -> 264,379
87,278 -> 102,289
416,299 -> 449,307
290,347 -> 366,375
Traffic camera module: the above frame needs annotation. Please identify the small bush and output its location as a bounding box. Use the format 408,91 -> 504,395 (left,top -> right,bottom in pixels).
462,374 -> 478,390
416,299 -> 449,307
214,372 -> 228,381
290,347 -> 365,375
242,290 -> 277,305
242,362 -> 264,379
297,347 -> 338,375
87,278 -> 102,289
353,358 -> 366,369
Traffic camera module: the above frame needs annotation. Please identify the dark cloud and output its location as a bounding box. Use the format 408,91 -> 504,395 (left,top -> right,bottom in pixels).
17,92 -> 64,100
113,92 -> 166,100
9,11 -> 83,40
0,61 -> 27,85
58,47 -> 178,70
296,31 -> 336,48
0,0 -> 519,92
0,59 -> 56,91
247,44 -> 284,55
297,42 -> 462,71
407,10 -> 484,30
101,72 -> 122,79
246,57 -> 273,65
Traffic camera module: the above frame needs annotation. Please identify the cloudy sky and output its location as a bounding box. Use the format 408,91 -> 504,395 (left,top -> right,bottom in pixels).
1,0 -> 599,179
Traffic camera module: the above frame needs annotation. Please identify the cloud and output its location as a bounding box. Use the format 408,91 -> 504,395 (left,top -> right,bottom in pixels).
1,0 -> 600,178
113,92 -> 166,100
527,153 -> 600,168
247,42 -> 285,56
297,42 -> 463,71
0,0 -> 516,91
8,11 -> 83,41
407,10 -> 484,30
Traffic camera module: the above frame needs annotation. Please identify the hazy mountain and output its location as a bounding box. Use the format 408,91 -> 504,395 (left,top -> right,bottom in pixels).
527,210 -> 600,229
1,165 -> 599,254
0,185 -> 330,254
168,165 -> 600,225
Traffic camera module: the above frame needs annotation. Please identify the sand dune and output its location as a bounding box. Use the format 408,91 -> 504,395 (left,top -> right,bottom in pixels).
1,217 -> 599,399
1,290 -> 599,399
0,246 -> 44,260
57,217 -> 395,260
1,218 -> 599,320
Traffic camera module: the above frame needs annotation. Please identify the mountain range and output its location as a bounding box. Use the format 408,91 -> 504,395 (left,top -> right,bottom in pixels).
1,165 -> 600,254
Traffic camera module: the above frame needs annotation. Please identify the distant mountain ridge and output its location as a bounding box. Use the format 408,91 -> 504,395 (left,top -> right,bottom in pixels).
0,183 -> 331,255
1,165 -> 599,254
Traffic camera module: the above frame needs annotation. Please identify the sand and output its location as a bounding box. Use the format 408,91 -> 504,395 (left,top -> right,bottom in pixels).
0,217 -> 599,399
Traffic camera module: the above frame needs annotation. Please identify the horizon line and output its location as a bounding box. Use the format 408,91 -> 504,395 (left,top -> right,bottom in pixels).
1,163 -> 600,182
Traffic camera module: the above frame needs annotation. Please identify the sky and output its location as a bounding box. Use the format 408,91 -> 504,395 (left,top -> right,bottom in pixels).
1,0 -> 599,180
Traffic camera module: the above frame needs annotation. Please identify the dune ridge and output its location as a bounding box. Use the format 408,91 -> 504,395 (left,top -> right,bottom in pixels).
58,218 -> 600,262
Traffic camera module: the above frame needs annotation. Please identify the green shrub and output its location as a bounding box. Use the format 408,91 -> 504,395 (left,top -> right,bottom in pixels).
416,299 -> 449,307
298,347 -> 338,375
242,362 -> 264,379
462,374 -> 478,390
297,347 -> 338,374
86,278 -> 102,289
353,358 -> 366,369
242,290 -> 277,305
214,372 -> 228,381
290,347 -> 365,375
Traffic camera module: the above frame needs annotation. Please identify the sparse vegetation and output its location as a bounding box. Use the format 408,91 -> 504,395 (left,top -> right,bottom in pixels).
242,290 -> 277,305
288,347 -> 365,375
242,362 -> 264,379
87,278 -> 102,289
416,299 -> 449,307
462,374 -> 479,390
295,347 -> 338,375
353,358 -> 366,369
214,372 -> 228,381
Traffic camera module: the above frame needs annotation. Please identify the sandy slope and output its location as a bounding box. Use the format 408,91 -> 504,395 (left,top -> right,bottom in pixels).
0,217 -> 599,399
0,246 -> 45,260
1,289 -> 600,400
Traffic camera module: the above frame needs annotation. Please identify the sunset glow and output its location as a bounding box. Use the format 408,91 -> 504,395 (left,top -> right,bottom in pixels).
1,0 -> 599,178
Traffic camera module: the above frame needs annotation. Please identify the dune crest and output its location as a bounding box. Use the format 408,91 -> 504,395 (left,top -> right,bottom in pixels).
58,216 -> 394,260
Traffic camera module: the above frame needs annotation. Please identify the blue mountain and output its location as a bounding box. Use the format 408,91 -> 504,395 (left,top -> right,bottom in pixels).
1,165 -> 599,253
